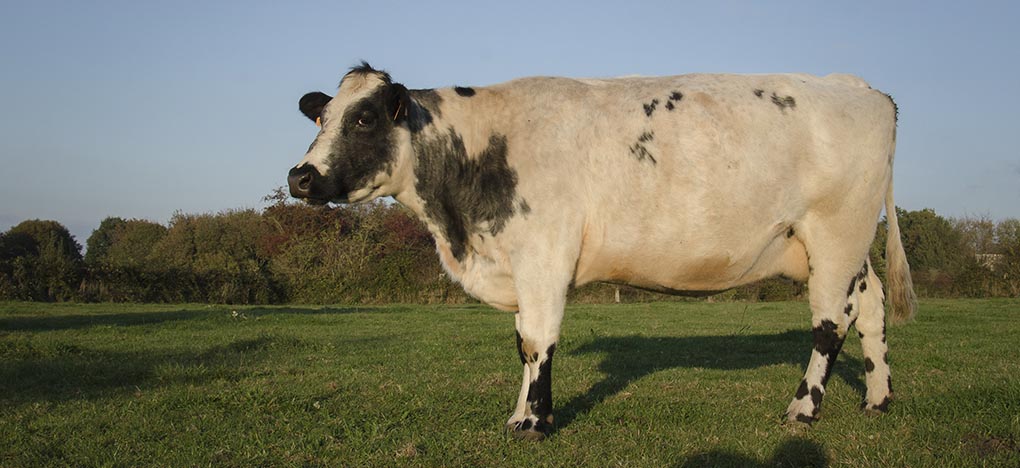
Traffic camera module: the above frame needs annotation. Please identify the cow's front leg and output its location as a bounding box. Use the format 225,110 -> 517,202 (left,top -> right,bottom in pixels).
504,258 -> 570,440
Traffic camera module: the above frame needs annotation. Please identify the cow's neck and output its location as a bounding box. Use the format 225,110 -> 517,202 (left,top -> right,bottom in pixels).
395,129 -> 508,277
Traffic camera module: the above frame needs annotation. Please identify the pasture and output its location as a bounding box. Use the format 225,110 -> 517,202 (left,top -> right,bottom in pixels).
1,299 -> 1017,467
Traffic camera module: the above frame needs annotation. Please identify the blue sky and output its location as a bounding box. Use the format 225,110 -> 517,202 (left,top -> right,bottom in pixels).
1,1 -> 1018,245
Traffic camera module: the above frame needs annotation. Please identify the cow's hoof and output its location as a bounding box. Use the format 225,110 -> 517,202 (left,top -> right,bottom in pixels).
505,417 -> 551,441
862,396 -> 891,416
783,412 -> 818,429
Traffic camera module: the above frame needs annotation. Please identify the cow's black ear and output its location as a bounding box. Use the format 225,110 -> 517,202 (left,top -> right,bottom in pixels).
387,83 -> 410,123
299,91 -> 332,123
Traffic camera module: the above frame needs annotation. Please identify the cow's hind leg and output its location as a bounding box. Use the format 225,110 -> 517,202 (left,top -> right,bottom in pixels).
855,260 -> 894,414
786,259 -> 869,424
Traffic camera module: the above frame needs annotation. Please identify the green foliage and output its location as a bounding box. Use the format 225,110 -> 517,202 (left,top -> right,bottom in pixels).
4,195 -> 1019,303
0,220 -> 83,301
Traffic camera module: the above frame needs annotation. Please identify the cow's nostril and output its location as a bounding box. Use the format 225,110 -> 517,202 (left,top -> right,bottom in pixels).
298,173 -> 312,190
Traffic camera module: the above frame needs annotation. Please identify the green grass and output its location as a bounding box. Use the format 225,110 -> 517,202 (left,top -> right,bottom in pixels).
1,299 -> 1018,467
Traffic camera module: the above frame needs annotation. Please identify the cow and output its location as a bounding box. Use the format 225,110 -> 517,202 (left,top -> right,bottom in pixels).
287,62 -> 916,440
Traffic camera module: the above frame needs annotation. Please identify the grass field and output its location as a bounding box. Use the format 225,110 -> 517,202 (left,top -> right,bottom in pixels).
1,299 -> 1018,467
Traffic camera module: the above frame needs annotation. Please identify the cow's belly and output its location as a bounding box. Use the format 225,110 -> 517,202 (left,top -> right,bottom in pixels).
573,222 -> 809,292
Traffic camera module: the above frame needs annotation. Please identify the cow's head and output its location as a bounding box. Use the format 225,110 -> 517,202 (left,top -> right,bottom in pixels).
288,63 -> 412,204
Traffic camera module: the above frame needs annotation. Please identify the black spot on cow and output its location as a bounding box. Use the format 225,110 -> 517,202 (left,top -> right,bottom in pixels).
519,419 -> 533,431
665,101 -> 675,111
518,199 -> 532,215
454,86 -> 476,97
887,375 -> 893,394
526,343 -> 556,435
813,320 -> 840,356
531,352 -> 539,363
795,413 -> 816,424
413,128 -> 519,261
810,386 -> 823,409
865,357 -> 875,373
859,280 -> 868,293
873,396 -> 891,413
787,227 -> 795,238
753,89 -> 765,98
847,276 -> 859,297
795,379 -> 809,399
643,99 -> 660,117
515,331 -> 526,365
858,331 -> 864,339
407,89 -> 443,133
844,303 -> 853,316
669,91 -> 683,102
629,131 -> 657,164
814,319 -> 846,386
771,93 -> 796,111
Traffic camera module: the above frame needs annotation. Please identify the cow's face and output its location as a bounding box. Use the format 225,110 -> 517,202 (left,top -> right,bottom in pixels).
288,65 -> 410,204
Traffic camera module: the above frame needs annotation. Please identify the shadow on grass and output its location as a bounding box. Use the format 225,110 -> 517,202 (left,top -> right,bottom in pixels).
0,334 -> 306,405
557,330 -> 865,430
677,437 -> 829,467
0,306 -> 366,332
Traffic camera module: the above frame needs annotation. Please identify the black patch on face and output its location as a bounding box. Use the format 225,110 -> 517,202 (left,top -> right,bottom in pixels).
844,303 -> 853,315
454,86 -> 476,97
309,85 -> 400,200
771,93 -> 796,111
519,418 -> 533,431
795,379 -> 809,399
859,280 -> 867,293
787,227 -> 795,238
526,343 -> 556,433
643,99 -> 659,117
865,357 -> 875,373
629,131 -> 657,164
753,89 -> 765,98
413,128 -> 520,261
847,276 -> 858,297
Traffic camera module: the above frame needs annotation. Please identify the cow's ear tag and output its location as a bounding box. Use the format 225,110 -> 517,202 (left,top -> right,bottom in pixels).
315,117 -> 322,127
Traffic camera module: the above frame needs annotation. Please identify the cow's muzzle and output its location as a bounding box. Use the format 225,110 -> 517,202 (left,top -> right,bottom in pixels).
288,164 -> 326,201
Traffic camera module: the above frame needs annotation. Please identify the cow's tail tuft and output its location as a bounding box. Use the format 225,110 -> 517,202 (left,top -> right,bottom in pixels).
884,179 -> 917,324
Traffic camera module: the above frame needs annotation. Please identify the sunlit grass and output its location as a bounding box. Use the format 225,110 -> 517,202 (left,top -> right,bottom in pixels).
1,299 -> 1017,466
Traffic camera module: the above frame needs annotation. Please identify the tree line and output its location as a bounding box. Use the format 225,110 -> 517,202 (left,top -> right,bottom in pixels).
2,191 -> 1019,304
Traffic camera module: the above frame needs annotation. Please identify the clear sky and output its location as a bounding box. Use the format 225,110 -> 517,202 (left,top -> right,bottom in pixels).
1,1 -> 1018,245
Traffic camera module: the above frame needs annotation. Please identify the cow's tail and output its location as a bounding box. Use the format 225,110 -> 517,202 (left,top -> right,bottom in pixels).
884,178 -> 917,324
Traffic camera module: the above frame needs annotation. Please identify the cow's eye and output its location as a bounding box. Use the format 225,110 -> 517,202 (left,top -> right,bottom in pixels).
357,113 -> 376,128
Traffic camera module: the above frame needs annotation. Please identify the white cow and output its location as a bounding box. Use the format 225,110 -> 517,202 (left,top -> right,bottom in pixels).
288,62 -> 916,440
